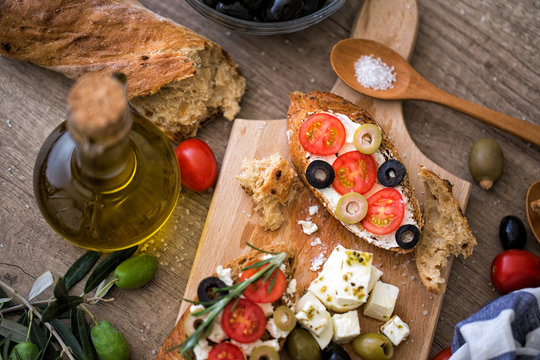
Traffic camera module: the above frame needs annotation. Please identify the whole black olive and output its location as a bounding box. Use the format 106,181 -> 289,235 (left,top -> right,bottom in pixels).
377,159 -> 406,187
197,276 -> 228,304
322,343 -> 351,360
216,1 -> 255,20
301,0 -> 323,15
499,215 -> 527,249
264,0 -> 304,22
241,0 -> 269,10
395,224 -> 420,250
203,0 -> 219,7
306,160 -> 335,189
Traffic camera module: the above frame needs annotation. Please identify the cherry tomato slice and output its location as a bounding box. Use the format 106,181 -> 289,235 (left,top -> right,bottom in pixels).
361,188 -> 405,235
208,342 -> 245,360
175,138 -> 218,192
221,298 -> 266,343
240,263 -> 286,303
332,151 -> 377,195
491,249 -> 540,293
299,113 -> 346,156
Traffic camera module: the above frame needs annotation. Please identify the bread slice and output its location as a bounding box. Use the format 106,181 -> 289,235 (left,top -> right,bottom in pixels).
156,243 -> 298,359
237,154 -> 298,231
287,91 -> 423,252
415,168 -> 477,294
0,0 -> 246,142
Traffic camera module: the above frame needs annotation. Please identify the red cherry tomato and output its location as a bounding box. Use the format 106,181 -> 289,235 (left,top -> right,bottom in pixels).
491,249 -> 540,294
432,347 -> 452,360
175,138 -> 218,192
361,188 -> 405,235
332,151 -> 377,195
240,263 -> 286,303
208,342 -> 245,360
221,298 -> 266,343
299,113 -> 346,156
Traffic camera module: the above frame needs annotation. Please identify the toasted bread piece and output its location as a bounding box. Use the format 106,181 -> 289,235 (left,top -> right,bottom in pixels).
237,154 -> 298,231
287,91 -> 423,252
156,243 -> 298,359
532,198 -> 540,214
415,168 -> 477,294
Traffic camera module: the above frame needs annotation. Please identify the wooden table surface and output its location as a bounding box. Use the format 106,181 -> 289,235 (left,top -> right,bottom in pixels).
1,0 -> 539,359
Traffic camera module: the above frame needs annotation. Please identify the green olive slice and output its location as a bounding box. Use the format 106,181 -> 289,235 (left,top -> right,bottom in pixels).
249,345 -> 280,360
336,192 -> 368,224
184,312 -> 207,337
274,305 -> 296,332
353,124 -> 382,154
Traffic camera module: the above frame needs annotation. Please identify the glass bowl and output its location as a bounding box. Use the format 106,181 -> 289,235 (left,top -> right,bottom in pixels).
185,0 -> 346,35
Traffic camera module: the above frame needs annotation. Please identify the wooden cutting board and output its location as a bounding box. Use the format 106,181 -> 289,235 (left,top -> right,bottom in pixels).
176,0 -> 471,359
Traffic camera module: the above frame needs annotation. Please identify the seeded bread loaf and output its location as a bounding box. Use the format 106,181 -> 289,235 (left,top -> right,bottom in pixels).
415,168 -> 477,294
156,243 -> 298,360
237,153 -> 298,231
287,91 -> 423,253
0,0 -> 246,142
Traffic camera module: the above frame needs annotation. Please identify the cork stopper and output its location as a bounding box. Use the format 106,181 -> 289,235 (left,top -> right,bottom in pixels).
67,75 -> 128,141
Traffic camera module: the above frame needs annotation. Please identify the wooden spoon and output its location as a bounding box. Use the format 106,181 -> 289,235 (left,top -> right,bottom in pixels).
331,38 -> 540,147
526,180 -> 540,243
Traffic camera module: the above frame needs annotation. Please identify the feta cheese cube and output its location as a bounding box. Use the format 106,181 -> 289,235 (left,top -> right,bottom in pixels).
363,281 -> 399,321
309,245 -> 373,312
295,292 -> 331,337
216,265 -> 233,286
308,205 -> 319,215
266,317 -> 290,339
190,304 -> 205,313
367,265 -> 383,294
380,315 -> 410,346
298,220 -> 318,235
207,313 -> 227,343
194,338 -> 211,360
331,311 -> 361,343
258,302 -> 274,317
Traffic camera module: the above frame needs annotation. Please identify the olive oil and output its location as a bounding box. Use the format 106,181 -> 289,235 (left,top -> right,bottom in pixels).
33,76 -> 180,252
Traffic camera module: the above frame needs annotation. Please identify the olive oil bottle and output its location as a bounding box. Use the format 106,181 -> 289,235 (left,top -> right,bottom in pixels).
33,75 -> 180,252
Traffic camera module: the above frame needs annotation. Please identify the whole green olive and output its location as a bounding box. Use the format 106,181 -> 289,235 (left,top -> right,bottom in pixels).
286,328 -> 321,360
91,321 -> 130,360
468,138 -> 504,190
352,333 -> 394,360
9,342 -> 39,360
114,254 -> 158,290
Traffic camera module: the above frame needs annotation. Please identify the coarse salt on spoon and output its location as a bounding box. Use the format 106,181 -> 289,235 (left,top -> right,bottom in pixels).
331,38 -> 540,147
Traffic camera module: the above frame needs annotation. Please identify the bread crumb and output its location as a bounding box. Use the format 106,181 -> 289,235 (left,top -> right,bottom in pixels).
237,154 -> 297,231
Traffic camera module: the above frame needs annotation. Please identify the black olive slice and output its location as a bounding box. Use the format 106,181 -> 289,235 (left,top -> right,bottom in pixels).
322,342 -> 351,360
395,224 -> 420,249
197,276 -> 228,304
377,160 -> 406,187
306,160 -> 335,189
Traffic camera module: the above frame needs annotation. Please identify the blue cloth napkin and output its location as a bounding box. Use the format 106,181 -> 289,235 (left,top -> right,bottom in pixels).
450,287 -> 540,360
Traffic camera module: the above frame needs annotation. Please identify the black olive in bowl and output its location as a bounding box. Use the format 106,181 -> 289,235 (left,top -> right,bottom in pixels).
185,0 -> 346,35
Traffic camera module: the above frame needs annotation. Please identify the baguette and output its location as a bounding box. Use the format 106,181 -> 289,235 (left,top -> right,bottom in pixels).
156,243 -> 298,360
287,91 -> 423,253
0,0 -> 246,142
415,167 -> 477,294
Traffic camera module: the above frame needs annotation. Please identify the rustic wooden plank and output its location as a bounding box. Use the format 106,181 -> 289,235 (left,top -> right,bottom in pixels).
0,0 -> 538,359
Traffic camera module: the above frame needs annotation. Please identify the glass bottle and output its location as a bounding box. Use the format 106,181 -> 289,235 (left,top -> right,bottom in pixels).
33,75 -> 180,252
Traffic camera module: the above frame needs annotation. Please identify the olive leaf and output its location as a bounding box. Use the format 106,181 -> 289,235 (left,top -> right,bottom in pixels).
77,309 -> 97,360
1,333 -> 13,360
53,278 -> 69,302
0,318 -> 27,343
50,319 -> 84,360
83,246 -> 137,294
70,309 -> 80,342
41,296 -> 84,324
64,251 -> 102,291
89,273 -> 116,305
28,271 -> 54,301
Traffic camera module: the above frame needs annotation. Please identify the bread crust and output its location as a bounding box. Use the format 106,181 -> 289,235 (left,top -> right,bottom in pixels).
415,167 -> 476,294
287,91 -> 423,253
156,243 -> 298,360
0,0 -> 246,142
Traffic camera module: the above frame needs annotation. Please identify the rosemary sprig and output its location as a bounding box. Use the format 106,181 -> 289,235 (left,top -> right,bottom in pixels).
167,245 -> 286,358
